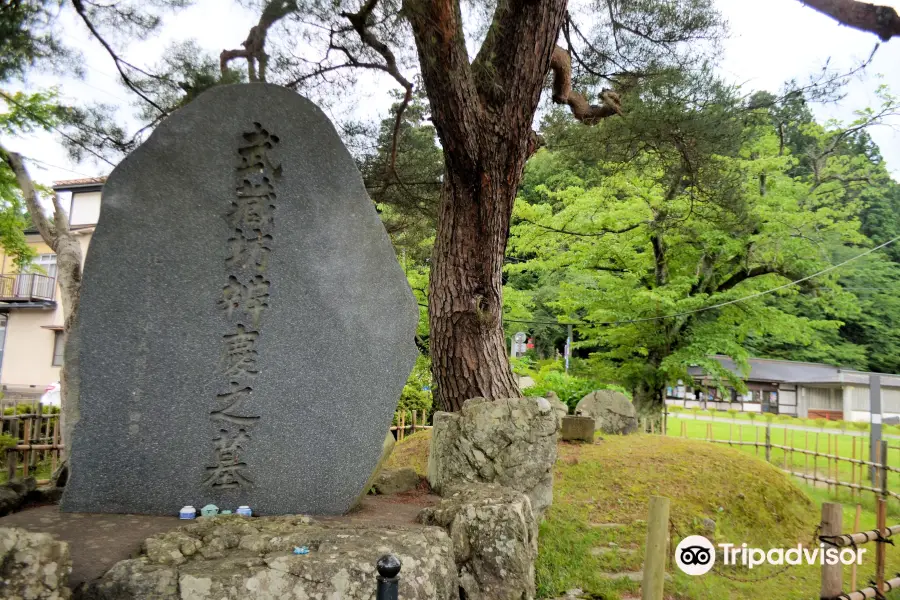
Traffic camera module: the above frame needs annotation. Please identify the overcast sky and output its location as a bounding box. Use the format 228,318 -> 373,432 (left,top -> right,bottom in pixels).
5,0 -> 900,187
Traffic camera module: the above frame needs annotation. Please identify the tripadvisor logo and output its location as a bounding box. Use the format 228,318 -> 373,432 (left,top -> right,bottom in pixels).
675,535 -> 867,576
675,536 -> 716,575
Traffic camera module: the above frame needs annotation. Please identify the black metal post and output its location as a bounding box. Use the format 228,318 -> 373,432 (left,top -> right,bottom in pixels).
376,554 -> 401,600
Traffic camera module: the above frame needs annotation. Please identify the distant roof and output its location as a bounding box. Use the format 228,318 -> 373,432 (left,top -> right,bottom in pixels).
52,177 -> 107,191
689,355 -> 900,388
23,223 -> 95,236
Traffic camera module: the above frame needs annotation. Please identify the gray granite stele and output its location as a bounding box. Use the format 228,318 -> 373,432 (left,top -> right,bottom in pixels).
62,84 -> 419,516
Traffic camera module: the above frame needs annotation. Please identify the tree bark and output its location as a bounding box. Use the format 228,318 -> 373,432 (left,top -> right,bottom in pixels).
633,380 -> 666,415
797,0 -> 900,41
1,149 -> 83,464
405,0 -> 568,411
428,162 -> 523,411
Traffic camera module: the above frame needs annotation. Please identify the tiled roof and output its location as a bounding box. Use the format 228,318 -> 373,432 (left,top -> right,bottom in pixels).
689,355 -> 900,387
52,177 -> 107,188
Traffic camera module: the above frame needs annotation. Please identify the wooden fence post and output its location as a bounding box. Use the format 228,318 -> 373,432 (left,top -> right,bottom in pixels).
765,424 -> 771,463
21,418 -> 30,477
877,496 -> 886,596
820,502 -> 843,600
5,417 -> 17,480
851,503 -> 861,592
642,496 -> 670,600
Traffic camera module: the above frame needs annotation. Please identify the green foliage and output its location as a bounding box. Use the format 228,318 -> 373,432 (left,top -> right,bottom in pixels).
506,80 -> 900,414
727,409 -> 738,419
814,418 -> 827,431
396,355 -> 433,421
0,433 -> 15,454
522,366 -> 628,412
747,412 -> 757,423
2,404 -> 59,416
765,413 -> 776,424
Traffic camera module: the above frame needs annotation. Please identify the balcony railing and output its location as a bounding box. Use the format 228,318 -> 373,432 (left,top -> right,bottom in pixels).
0,274 -> 56,302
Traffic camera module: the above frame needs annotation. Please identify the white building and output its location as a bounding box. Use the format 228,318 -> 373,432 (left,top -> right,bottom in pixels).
665,356 -> 900,421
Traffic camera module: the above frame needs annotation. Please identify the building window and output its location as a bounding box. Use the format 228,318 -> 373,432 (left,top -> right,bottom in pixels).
52,331 -> 65,366
36,254 -> 58,279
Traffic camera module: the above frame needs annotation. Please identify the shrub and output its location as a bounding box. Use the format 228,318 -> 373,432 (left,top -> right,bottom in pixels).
668,405 -> 683,415
852,421 -> 869,432
747,412 -> 757,423
690,407 -> 702,419
727,409 -> 739,419
396,355 -> 433,424
0,433 -> 16,454
764,413 -> 776,424
522,363 -> 626,412
814,418 -> 827,431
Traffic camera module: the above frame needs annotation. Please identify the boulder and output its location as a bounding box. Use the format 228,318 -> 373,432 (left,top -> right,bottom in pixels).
0,477 -> 37,517
374,467 -> 420,495
427,397 -> 559,517
545,391 -> 569,421
575,390 -> 638,435
419,483 -> 537,600
0,527 -> 72,599
79,515 -> 457,600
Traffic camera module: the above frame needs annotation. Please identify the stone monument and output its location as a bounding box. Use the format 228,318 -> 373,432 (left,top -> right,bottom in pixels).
61,84 -> 419,516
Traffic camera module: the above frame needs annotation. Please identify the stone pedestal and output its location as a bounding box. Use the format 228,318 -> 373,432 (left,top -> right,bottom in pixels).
561,416 -> 594,442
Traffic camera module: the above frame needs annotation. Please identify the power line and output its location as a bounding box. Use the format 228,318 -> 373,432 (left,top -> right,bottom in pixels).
503,234 -> 900,328
0,90 -> 117,167
22,156 -> 99,179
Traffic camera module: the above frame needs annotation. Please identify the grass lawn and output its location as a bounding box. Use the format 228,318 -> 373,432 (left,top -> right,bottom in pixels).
0,460 -> 54,485
667,416 -> 900,508
669,409 -> 900,436
390,429 -> 900,599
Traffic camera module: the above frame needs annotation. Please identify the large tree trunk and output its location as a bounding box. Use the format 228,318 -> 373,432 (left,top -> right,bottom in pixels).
633,381 -> 666,416
405,0 -> 567,412
428,157 -> 523,411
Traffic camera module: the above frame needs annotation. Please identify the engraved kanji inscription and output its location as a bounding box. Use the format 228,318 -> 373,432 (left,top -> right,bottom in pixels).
203,427 -> 253,489
205,121 -> 280,489
219,276 -> 270,324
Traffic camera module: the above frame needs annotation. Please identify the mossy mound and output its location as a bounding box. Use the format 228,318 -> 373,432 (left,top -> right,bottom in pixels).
384,429 -> 820,599
539,436 -> 818,598
385,429 -> 432,477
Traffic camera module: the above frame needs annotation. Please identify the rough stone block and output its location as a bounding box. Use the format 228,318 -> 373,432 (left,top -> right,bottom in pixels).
561,415 -> 595,442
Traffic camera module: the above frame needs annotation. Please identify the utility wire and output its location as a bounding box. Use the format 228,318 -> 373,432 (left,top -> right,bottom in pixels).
0,90 -> 117,167
503,234 -> 900,328
22,156 -> 99,179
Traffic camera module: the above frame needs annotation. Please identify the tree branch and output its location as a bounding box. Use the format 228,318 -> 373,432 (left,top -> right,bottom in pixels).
716,266 -> 778,294
70,0 -> 169,116
0,147 -> 58,248
797,0 -> 900,41
341,0 -> 413,174
518,217 -> 643,237
221,0 -> 298,82
550,46 -> 623,125
471,0 -> 566,126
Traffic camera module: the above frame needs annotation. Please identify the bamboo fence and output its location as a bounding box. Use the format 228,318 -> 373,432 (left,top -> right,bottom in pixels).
819,450 -> 897,599
0,402 -> 63,483
390,409 -> 432,441
675,420 -> 900,503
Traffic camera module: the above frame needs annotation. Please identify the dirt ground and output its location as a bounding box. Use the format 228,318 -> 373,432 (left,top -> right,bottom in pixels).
0,490 -> 440,589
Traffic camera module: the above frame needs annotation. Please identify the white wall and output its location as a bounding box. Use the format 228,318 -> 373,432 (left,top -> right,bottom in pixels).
70,191 -> 101,226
